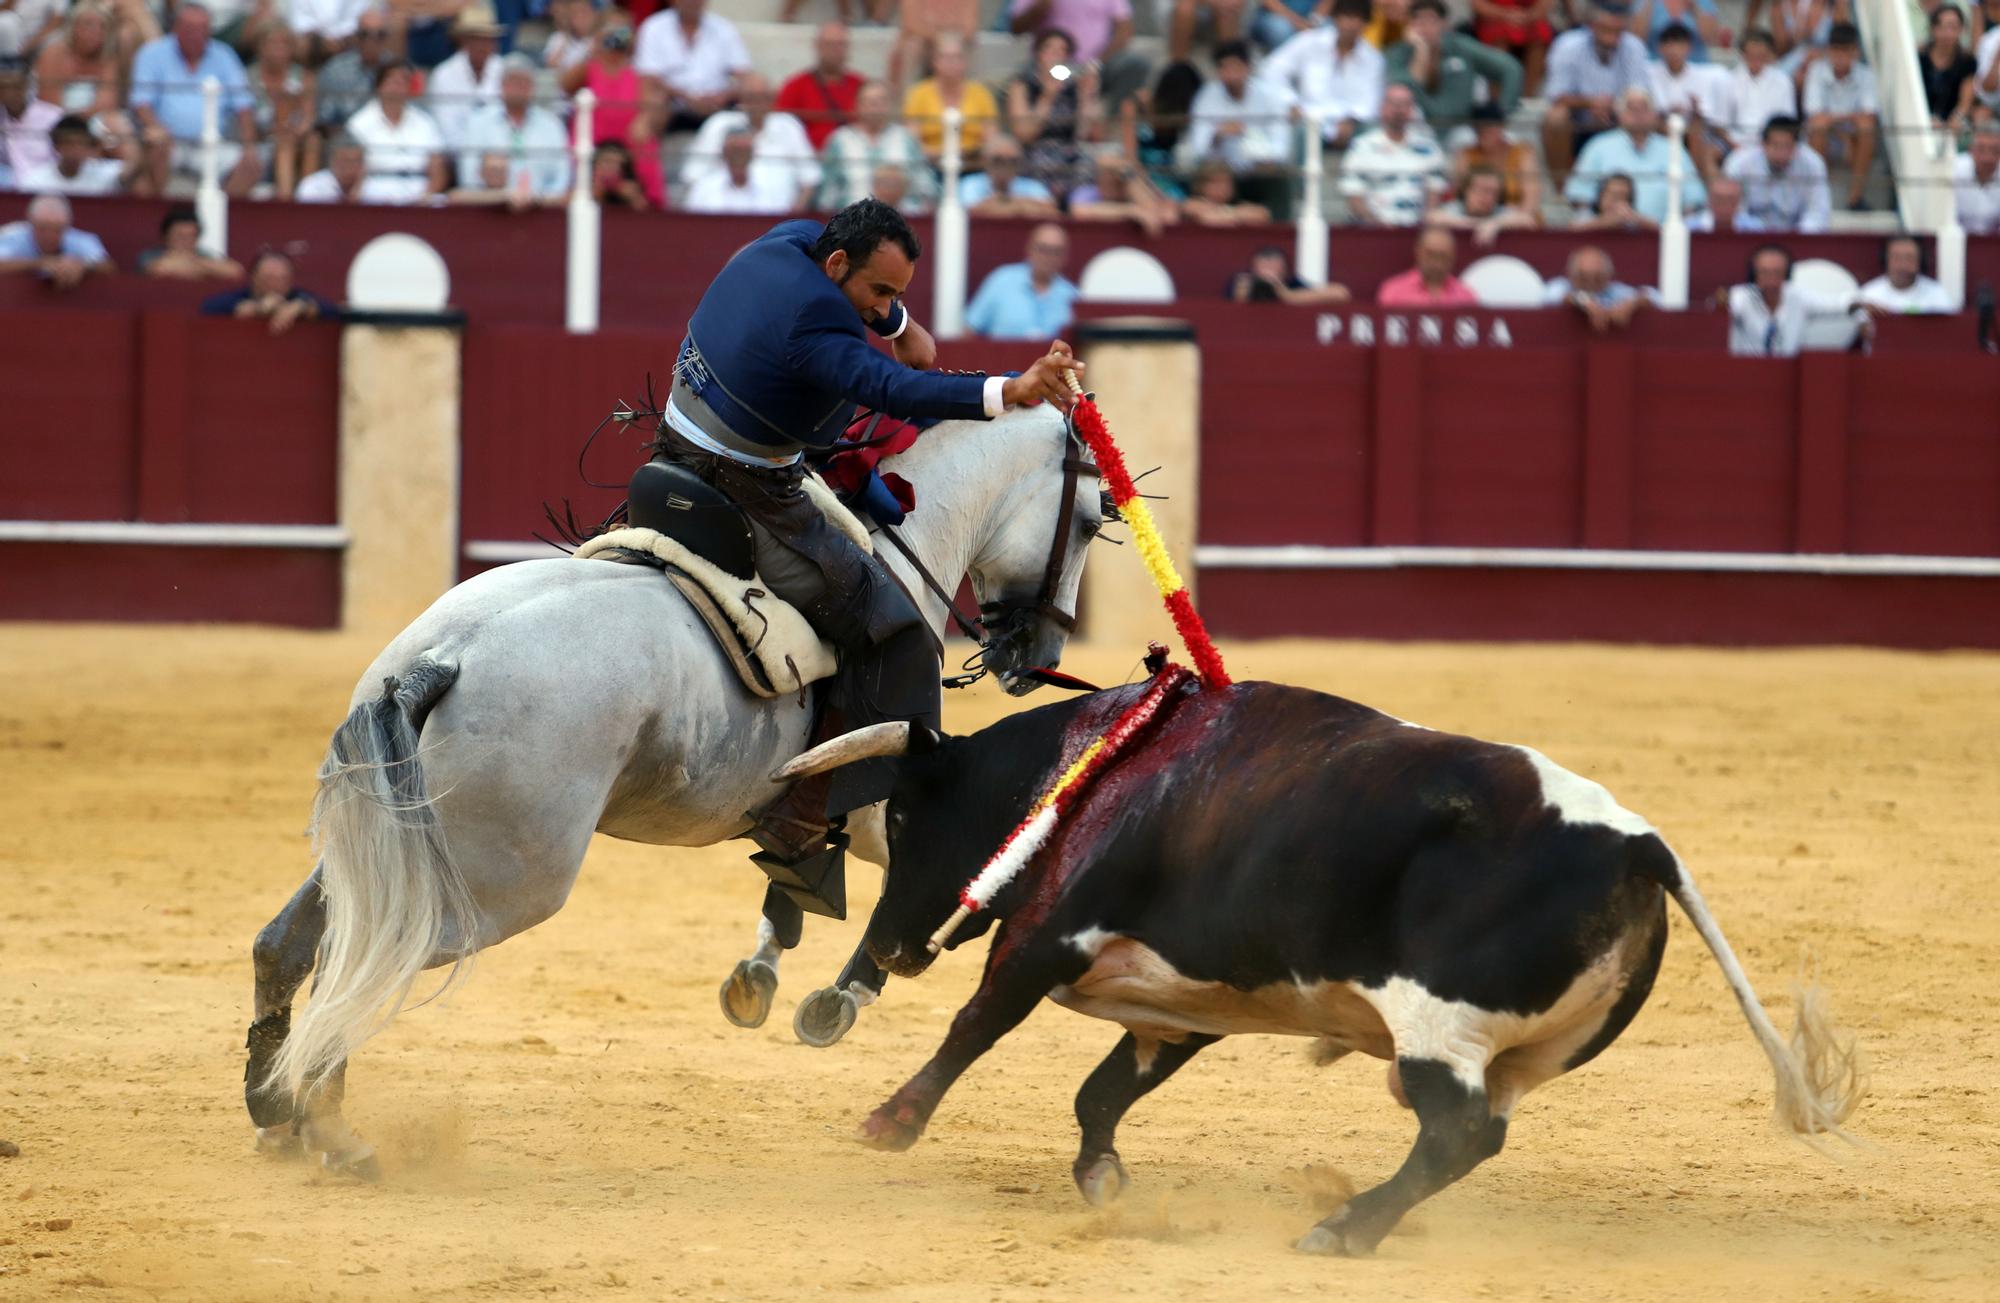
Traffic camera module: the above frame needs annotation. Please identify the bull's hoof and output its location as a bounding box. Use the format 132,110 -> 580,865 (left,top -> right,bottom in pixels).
319,1147 -> 382,1182
254,1125 -> 303,1160
1295,1219 -> 1373,1258
793,985 -> 859,1048
719,959 -> 779,1029
856,1104 -> 924,1152
1074,1154 -> 1128,1207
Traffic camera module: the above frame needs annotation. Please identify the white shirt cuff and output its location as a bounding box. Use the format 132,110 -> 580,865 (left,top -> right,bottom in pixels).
883,302 -> 910,339
982,374 -> 1007,419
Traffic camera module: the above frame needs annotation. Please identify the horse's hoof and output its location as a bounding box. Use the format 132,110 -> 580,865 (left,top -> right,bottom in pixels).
1295,1221 -> 1370,1258
254,1126 -> 303,1160
320,1147 -> 382,1182
719,959 -> 778,1029
1075,1154 -> 1128,1207
855,1105 -> 922,1152
793,985 -> 859,1048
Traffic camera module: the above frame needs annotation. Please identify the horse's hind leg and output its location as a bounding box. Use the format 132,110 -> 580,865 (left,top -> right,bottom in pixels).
719,887 -> 801,1029
245,868 -> 327,1156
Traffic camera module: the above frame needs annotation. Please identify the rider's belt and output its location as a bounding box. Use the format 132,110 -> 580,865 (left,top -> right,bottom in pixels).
669,378 -> 807,467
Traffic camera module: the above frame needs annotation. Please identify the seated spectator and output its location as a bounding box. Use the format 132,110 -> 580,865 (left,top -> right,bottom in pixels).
1376,226 -> 1478,305
1921,7 -> 1976,132
1339,83 -> 1446,227
1726,242 -> 1876,356
387,0 -> 461,70
1070,146 -> 1178,233
591,139 -> 652,210
289,0 -> 378,66
966,221 -> 1078,339
1566,87 -> 1705,223
1183,39 -> 1289,170
0,193 -> 112,288
1260,0 -> 1382,150
1540,2 -> 1653,186
1364,0 -> 1410,50
1544,244 -> 1649,330
1145,58 -> 1206,159
1472,0 -> 1554,96
775,23 -> 860,151
1686,174 -> 1757,229
682,72 -> 818,210
1426,164 -> 1536,244
890,0 -> 980,96
1228,243 -> 1351,301
458,54 -> 568,197
1166,0 -> 1245,64
450,148 -> 545,207
685,127 -> 796,214
540,0 -> 599,75
1974,2 -> 2000,122
903,33 -> 998,161
1628,0 -> 1727,61
295,133 -> 369,201
201,249 -> 334,335
346,61 -> 449,203
14,113 -> 137,194
1649,22 -> 1727,177
1455,101 -> 1541,213
1955,122 -> 2000,233
315,7 -> 397,133
1388,0 -> 1523,124
1014,0 -> 1150,106
1007,28 -> 1103,200
635,0 -> 748,135
246,25 -> 316,199
1802,23 -> 1876,210
1,58 -> 60,178
1572,172 -> 1657,229
0,0 -> 61,61
1725,115 -> 1828,232
32,3 -> 124,120
130,5 -> 262,197
870,160 -> 922,212
561,25 -> 666,209
817,80 -> 937,212
1183,157 -> 1274,223
1758,0 -> 1834,75
1858,234 -> 1953,313
428,5 -> 505,148
1719,27 -> 1794,151
137,205 -> 243,277
959,132 -> 1061,216
1252,0 -> 1332,55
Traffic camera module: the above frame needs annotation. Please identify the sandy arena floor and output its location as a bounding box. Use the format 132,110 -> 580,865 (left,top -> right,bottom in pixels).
1,625 -> 1996,1301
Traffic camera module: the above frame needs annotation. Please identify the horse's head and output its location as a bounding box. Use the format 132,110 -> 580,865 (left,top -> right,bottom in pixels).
966,409 -> 1108,694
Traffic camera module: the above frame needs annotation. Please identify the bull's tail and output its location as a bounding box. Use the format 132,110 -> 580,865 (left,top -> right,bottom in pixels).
268,654 -> 480,1103
1638,839 -> 1863,1139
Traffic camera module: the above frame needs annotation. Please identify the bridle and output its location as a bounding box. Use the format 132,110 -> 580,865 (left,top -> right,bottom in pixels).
873,419 -> 1107,689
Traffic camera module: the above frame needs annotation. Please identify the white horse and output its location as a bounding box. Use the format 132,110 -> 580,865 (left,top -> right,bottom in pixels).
244,406 -> 1106,1177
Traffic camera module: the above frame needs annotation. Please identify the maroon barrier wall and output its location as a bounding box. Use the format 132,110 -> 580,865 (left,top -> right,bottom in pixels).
0,309 -> 342,625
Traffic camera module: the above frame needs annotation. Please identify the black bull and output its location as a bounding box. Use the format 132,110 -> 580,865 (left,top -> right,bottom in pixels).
780,680 -> 1863,1255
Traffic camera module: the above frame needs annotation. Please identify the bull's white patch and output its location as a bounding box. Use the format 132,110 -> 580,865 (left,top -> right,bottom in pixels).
1514,746 -> 1657,839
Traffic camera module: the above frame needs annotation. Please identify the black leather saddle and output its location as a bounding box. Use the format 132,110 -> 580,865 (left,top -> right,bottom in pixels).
626,458 -> 755,580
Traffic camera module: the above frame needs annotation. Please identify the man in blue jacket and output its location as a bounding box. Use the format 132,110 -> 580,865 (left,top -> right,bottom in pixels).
652,198 -> 1081,886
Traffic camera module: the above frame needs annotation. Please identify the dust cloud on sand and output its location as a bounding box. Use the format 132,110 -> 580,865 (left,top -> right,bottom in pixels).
1,627 -> 1996,1301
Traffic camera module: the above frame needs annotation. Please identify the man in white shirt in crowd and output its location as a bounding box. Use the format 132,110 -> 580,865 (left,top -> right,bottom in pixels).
1720,27 -> 1795,150
1339,82 -> 1446,226
427,4 -> 506,149
345,62 -> 449,203
0,59 -> 61,176
1857,234 -> 1954,313
1725,115 -> 1828,232
680,72 -> 818,208
1685,175 -> 1758,230
1184,38 -> 1289,169
295,134 -> 372,202
1953,121 -> 2000,235
14,114 -> 136,195
1260,0 -> 1382,150
683,128 -> 795,214
1801,22 -> 1876,210
457,54 -> 569,197
1648,21 -> 1727,177
1539,1 -> 1653,186
636,0 -> 750,134
1727,242 -> 1876,355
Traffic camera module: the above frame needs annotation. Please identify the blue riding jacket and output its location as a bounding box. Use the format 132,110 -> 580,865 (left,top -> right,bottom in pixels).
675,220 -> 990,453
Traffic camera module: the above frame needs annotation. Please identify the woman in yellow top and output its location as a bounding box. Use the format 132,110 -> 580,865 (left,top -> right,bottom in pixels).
902,34 -> 998,159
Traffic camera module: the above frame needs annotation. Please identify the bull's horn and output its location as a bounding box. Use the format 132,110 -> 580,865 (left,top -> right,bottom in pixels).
771,722 -> 914,782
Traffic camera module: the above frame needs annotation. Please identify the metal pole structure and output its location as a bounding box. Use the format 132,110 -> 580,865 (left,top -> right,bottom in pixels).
195,76 -> 227,259
1296,110 -> 1329,286
933,106 -> 968,339
565,88 -> 602,334
1657,112 -> 1690,310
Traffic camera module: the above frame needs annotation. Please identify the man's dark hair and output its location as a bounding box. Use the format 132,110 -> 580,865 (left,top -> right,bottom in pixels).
1214,38 -> 1251,65
160,205 -> 199,236
1332,0 -> 1372,20
1750,243 -> 1792,277
1827,20 -> 1860,46
1658,20 -> 1694,42
1410,0 -> 1448,19
51,114 -> 93,139
1762,114 -> 1802,143
1741,26 -> 1775,51
812,198 -> 921,274
248,247 -> 295,277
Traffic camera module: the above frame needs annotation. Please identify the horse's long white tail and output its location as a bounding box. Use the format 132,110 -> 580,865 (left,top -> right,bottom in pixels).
269,655 -> 480,1102
1659,854 -> 1864,1139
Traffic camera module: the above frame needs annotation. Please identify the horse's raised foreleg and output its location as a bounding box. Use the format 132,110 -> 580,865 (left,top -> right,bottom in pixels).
245,867 -> 327,1156
719,887 -> 801,1029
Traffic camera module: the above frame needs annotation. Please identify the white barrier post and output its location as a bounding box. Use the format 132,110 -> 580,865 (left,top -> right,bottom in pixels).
195,76 -> 227,259
566,88 -> 601,335
933,105 -> 968,339
1296,110 -> 1329,286
1936,213 -> 1967,312
1658,112 -> 1690,309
